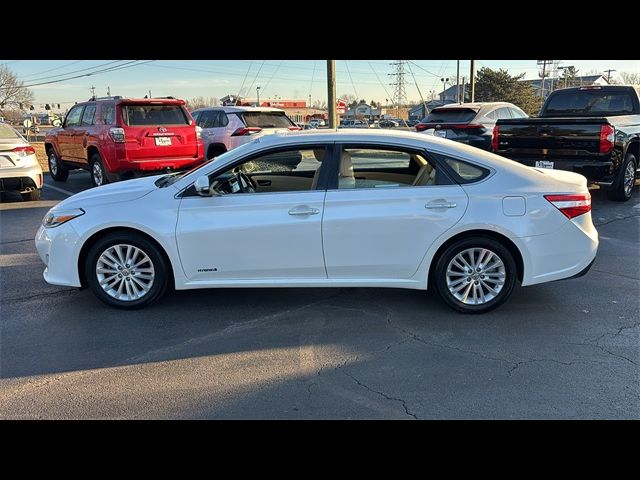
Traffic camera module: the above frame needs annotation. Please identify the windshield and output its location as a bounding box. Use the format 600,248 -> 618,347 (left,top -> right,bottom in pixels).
544,90 -> 635,116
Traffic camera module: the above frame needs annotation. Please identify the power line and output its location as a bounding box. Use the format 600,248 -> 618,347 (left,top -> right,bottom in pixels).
258,61 -> 284,96
3,61 -> 153,89
19,60 -> 84,79
344,61 -> 360,100
366,61 -> 396,107
234,60 -> 253,104
19,60 -> 125,83
245,60 -> 265,99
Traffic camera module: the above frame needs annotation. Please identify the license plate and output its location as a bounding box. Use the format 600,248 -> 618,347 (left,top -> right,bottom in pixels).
535,160 -> 554,169
434,130 -> 446,138
155,136 -> 172,146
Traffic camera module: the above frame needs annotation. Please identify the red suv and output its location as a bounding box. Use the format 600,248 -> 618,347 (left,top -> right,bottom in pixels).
45,96 -> 204,186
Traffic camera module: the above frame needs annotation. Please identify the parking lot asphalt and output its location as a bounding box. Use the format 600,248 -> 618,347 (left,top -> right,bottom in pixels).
0,171 -> 638,419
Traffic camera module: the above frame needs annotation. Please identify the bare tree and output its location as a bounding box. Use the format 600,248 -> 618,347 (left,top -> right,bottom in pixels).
618,72 -> 640,85
339,93 -> 356,106
185,96 -> 219,111
0,65 -> 34,111
312,99 -> 327,109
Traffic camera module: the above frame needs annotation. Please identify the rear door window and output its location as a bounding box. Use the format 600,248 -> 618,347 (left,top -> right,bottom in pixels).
495,108 -> 512,119
123,105 -> 190,126
198,110 -> 220,128
240,112 -> 294,128
81,105 -> 96,126
424,108 -> 478,123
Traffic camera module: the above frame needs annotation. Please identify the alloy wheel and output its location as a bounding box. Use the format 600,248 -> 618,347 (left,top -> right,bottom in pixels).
446,247 -> 506,305
95,244 -> 155,301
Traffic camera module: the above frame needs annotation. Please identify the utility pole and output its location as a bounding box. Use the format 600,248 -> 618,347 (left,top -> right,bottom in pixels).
90,85 -> 96,98
107,86 -> 111,96
537,60 -> 553,98
256,86 -> 261,106
470,60 -> 475,102
148,90 -> 152,99
308,94 -> 311,108
604,69 -> 616,83
461,76 -> 466,103
456,60 -> 460,103
327,60 -> 337,129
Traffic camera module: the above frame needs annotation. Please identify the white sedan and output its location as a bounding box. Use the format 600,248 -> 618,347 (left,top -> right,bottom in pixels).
35,130 -> 598,313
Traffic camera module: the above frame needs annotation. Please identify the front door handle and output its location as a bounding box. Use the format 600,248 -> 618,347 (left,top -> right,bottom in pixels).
288,205 -> 320,216
426,202 -> 457,209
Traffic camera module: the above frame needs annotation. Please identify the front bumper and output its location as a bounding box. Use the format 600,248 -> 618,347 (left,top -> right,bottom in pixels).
35,222 -> 83,287
0,155 -> 43,193
519,213 -> 599,286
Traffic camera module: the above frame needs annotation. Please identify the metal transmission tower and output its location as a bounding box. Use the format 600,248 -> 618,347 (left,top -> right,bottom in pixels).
388,61 -> 408,110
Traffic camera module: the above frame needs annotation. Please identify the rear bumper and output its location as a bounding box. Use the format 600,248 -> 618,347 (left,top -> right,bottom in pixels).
112,156 -> 205,174
519,213 -> 598,287
503,156 -> 614,184
0,158 -> 43,192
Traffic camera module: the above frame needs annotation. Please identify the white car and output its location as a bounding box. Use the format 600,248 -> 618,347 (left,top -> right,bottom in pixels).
35,130 -> 598,313
1,122 -> 43,201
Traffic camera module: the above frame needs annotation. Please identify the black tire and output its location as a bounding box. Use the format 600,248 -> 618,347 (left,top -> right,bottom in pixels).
207,145 -> 226,160
433,237 -> 517,314
90,153 -> 109,187
85,232 -> 169,309
48,149 -> 69,182
607,153 -> 637,202
21,189 -> 41,201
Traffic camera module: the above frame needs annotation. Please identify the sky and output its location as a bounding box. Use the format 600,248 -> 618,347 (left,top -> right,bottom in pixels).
2,59 -> 639,109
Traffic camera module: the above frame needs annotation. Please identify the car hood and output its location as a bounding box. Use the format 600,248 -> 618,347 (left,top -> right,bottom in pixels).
55,175 -> 162,209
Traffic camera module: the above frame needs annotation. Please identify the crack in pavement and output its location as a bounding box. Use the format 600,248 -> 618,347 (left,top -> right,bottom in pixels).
593,213 -> 640,227
1,288 -> 79,305
591,269 -> 640,281
565,341 -> 638,366
0,238 -> 33,245
341,370 -> 418,419
507,358 -> 574,377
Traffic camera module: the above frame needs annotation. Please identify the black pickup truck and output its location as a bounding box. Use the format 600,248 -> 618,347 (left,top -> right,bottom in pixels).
494,85 -> 640,201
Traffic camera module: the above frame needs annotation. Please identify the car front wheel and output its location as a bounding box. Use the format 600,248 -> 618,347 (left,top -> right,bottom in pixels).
433,237 -> 517,314
48,150 -> 69,182
85,232 -> 169,309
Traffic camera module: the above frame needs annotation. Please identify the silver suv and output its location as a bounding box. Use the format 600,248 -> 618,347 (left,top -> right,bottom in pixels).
191,106 -> 298,159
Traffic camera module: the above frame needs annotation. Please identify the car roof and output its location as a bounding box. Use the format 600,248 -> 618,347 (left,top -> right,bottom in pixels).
432,102 -> 515,111
193,106 -> 285,113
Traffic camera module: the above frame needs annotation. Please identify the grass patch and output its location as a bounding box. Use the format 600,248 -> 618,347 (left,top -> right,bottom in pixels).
32,142 -> 48,172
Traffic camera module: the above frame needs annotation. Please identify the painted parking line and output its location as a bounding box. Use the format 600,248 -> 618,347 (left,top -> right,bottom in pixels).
42,183 -> 75,197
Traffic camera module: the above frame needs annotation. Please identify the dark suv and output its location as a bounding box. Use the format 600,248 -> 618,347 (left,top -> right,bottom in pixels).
45,96 -> 204,186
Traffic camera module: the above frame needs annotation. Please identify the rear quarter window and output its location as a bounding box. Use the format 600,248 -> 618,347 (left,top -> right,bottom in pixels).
430,152 -> 491,184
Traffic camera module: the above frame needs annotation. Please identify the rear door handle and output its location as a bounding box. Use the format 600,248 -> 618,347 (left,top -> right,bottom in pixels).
426,202 -> 457,209
288,205 -> 320,216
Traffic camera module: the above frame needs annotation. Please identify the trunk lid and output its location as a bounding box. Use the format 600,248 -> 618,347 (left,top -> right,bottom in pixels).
120,102 -> 199,160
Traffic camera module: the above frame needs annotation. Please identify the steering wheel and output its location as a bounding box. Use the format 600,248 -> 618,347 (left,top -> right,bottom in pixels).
236,171 -> 256,193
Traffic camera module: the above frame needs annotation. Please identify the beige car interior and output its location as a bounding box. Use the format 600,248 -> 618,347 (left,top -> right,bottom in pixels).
231,148 -> 438,193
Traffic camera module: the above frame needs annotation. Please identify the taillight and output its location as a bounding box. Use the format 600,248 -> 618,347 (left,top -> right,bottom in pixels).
288,126 -> 301,131
195,125 -> 202,140
599,124 -> 614,153
12,146 -> 36,157
415,123 -> 429,132
109,127 -> 126,143
231,127 -> 262,136
492,125 -> 499,152
544,193 -> 591,219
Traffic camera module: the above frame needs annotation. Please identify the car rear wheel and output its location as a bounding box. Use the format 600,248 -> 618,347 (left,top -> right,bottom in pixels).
85,232 -> 169,309
90,153 -> 109,187
21,189 -> 41,201
48,150 -> 69,182
433,237 -> 517,314
607,153 -> 637,202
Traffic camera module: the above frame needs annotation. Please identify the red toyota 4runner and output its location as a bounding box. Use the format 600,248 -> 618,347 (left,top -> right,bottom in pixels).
45,96 -> 204,186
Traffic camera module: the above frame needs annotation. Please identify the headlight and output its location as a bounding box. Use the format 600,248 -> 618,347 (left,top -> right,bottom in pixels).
42,208 -> 85,228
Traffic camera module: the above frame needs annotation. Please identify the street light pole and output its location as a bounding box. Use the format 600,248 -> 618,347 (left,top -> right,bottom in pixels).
440,77 -> 449,104
256,86 -> 261,107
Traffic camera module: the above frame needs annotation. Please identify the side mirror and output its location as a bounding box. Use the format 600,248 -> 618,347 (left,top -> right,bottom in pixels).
194,175 -> 212,196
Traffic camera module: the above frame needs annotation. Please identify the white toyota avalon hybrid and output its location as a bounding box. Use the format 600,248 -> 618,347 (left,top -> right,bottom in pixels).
35,129 -> 598,313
